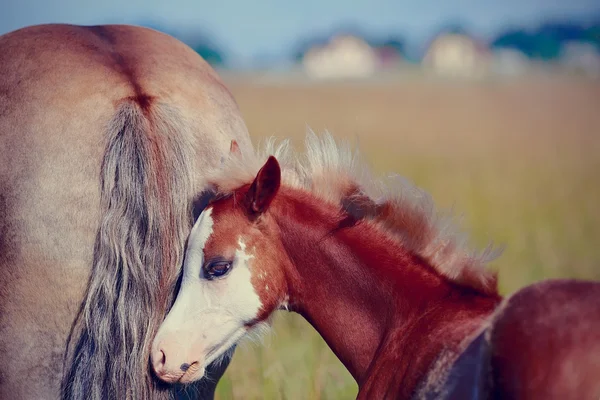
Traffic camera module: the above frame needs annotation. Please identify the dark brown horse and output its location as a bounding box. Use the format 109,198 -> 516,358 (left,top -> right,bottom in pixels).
151,132 -> 600,399
0,23 -> 254,399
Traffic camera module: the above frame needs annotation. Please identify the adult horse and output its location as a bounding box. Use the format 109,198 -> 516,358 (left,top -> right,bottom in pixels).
151,133 -> 600,399
0,24 -> 253,399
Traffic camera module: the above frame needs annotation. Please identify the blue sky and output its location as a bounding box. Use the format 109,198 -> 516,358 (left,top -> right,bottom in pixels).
2,0 -> 599,66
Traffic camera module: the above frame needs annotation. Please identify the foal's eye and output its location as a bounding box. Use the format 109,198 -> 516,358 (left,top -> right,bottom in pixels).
202,260 -> 233,280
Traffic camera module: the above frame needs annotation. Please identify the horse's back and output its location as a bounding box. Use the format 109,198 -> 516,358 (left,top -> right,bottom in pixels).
0,23 -> 250,156
490,279 -> 600,400
0,23 -> 248,260
0,23 -> 249,399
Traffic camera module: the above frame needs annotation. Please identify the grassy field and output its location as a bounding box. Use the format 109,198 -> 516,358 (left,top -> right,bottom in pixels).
212,74 -> 600,399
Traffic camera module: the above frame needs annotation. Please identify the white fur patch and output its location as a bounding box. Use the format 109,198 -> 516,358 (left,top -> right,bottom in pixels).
154,211 -> 263,374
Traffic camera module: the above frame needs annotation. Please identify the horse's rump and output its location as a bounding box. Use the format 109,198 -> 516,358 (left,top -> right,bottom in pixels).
489,279 -> 600,400
1,23 -> 252,400
416,279 -> 600,400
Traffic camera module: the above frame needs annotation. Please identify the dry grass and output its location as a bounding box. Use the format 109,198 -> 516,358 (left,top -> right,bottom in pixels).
213,74 -> 600,399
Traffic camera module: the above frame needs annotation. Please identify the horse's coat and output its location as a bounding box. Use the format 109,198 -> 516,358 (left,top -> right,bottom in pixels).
0,23 -> 253,399
152,133 -> 600,399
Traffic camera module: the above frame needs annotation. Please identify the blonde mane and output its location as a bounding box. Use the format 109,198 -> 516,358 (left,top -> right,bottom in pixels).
208,131 -> 501,294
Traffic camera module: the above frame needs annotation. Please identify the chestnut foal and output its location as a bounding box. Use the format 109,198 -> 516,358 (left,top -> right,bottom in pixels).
152,134 -> 600,399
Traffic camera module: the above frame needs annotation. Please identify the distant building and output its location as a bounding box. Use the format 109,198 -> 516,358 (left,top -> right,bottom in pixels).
559,41 -> 600,77
194,44 -> 225,67
423,33 -> 491,78
302,34 -> 378,80
490,48 -> 530,76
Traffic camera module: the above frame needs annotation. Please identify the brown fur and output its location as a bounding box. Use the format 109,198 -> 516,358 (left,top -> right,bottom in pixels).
489,280 -> 600,400
192,151 -> 600,399
205,182 -> 501,399
0,23 -> 252,399
207,132 -> 500,295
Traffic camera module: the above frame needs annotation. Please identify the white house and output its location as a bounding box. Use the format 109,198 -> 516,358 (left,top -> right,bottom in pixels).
490,48 -> 530,76
559,41 -> 600,78
302,35 -> 378,80
423,33 -> 491,78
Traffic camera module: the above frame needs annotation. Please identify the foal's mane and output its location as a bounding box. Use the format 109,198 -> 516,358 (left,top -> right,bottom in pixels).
208,131 -> 500,295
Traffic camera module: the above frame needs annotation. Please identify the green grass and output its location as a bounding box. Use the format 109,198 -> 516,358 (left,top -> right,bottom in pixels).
212,75 -> 600,399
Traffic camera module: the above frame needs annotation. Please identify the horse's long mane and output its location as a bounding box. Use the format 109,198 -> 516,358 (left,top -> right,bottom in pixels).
62,102 -> 196,399
208,131 -> 500,295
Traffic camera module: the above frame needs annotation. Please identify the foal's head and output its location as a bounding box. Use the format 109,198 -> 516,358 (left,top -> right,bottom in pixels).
151,155 -> 289,383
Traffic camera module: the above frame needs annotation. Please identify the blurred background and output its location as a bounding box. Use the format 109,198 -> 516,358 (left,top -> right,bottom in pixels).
3,1 -> 600,398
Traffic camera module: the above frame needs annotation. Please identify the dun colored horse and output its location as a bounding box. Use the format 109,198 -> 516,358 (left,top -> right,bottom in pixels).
152,133 -> 600,399
0,24 -> 253,399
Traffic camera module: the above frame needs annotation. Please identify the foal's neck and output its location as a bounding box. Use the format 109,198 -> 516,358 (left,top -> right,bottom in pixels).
273,193 -> 501,398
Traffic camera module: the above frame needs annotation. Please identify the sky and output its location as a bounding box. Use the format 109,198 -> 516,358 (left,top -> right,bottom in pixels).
2,0 -> 600,67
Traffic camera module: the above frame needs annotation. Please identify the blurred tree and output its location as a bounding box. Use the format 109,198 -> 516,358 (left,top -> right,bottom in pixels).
437,23 -> 469,35
491,30 -> 536,57
137,20 -> 226,67
532,31 -> 562,60
194,44 -> 225,67
492,21 -> 594,61
534,22 -> 587,60
537,22 -> 586,42
586,25 -> 600,50
377,38 -> 406,56
178,28 -> 227,68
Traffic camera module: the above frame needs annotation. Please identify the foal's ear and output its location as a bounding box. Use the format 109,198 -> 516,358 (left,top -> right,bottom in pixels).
246,156 -> 281,215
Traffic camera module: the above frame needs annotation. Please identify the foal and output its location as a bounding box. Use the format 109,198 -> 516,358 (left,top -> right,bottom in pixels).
152,133 -> 600,399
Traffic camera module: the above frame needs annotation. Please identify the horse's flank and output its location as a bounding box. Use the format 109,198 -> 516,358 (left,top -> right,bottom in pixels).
0,23 -> 252,399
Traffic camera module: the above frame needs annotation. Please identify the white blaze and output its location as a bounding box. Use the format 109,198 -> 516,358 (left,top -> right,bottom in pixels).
153,206 -> 263,376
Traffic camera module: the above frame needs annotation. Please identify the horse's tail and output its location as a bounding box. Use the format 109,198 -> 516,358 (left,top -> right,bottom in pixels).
61,101 -> 195,400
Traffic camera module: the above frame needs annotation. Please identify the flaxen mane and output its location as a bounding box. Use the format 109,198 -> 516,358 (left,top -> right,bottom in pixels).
208,131 -> 500,295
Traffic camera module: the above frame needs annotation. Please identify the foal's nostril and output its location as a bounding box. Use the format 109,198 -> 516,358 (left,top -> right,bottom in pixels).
153,349 -> 166,373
